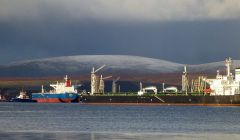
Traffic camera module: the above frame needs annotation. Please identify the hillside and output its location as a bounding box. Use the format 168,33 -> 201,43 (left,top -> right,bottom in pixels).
0,55 -> 239,77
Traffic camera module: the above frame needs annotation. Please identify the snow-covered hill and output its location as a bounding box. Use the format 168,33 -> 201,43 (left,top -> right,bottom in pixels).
0,55 -> 239,77
189,60 -> 240,73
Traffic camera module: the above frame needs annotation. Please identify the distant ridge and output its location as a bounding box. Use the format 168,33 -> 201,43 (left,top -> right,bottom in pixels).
0,55 -> 239,77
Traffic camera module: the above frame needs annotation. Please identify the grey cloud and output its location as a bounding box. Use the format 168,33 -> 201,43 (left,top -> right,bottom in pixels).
0,0 -> 240,65
1,0 -> 240,22
1,20 -> 240,64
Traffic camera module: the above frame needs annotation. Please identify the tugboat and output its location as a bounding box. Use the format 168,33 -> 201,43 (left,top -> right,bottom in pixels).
32,75 -> 79,103
11,90 -> 36,102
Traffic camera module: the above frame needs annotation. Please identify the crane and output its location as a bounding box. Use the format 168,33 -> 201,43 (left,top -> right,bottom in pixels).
99,75 -> 112,94
91,65 -> 106,74
112,77 -> 120,93
91,65 -> 106,95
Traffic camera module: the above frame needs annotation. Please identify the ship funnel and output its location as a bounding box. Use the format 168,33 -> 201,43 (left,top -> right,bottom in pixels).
65,75 -> 71,87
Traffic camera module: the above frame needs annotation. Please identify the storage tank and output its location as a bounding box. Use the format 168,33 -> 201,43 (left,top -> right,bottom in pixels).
235,68 -> 240,82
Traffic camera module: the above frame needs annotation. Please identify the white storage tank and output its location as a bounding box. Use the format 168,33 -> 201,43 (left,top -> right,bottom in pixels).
235,68 -> 240,82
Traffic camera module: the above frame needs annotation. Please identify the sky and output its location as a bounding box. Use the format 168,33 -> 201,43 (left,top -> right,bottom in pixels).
0,0 -> 240,64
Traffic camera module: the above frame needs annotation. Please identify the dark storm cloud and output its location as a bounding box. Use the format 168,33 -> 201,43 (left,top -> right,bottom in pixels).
0,0 -> 240,64
1,20 -> 240,64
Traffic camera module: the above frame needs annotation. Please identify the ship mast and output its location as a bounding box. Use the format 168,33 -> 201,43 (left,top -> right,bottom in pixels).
182,65 -> 189,95
225,57 -> 232,77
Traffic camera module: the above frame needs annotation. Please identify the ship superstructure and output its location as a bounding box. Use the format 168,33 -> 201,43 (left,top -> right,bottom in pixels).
205,58 -> 240,95
49,75 -> 76,94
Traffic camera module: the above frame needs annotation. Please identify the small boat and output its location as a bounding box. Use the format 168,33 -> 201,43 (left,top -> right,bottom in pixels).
11,91 -> 36,102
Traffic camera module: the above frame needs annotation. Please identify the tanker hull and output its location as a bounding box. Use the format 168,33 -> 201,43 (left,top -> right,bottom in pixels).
32,93 -> 78,103
80,95 -> 240,106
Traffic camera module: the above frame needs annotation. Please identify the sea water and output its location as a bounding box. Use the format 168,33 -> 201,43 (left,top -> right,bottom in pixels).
0,103 -> 240,140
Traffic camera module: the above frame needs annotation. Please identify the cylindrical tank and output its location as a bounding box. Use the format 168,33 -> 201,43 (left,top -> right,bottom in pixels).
235,68 -> 240,82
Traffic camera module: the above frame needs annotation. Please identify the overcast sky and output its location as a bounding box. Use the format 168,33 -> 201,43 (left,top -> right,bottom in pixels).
0,0 -> 240,64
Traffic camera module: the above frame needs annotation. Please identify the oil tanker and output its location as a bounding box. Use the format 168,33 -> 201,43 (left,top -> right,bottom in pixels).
32,75 -> 78,103
79,94 -> 240,105
80,58 -> 240,106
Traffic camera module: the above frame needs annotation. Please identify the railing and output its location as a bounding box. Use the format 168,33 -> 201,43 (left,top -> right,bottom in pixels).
81,92 -> 206,96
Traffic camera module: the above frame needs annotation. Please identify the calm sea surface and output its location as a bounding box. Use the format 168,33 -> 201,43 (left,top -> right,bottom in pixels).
0,103 -> 240,140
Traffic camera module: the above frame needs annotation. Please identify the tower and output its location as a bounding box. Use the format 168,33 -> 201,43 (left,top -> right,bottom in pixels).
140,82 -> 143,91
112,77 -> 120,93
182,66 -> 189,95
225,57 -> 232,77
98,75 -> 112,94
90,65 -> 105,95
